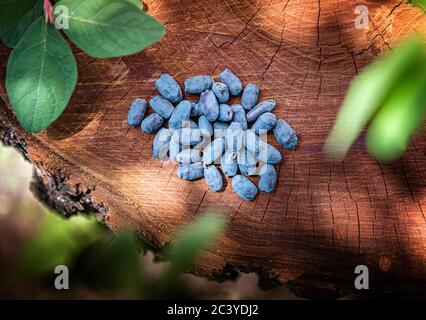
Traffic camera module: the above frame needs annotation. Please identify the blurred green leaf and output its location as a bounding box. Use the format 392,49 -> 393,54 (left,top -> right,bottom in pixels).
77,231 -> 140,290
162,212 -> 226,284
18,213 -> 104,278
0,0 -> 37,26
366,61 -> 426,161
410,0 -> 426,10
324,36 -> 425,159
0,0 -> 42,48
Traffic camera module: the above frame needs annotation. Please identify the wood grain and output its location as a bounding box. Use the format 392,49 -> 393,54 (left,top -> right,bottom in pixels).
1,0 -> 426,298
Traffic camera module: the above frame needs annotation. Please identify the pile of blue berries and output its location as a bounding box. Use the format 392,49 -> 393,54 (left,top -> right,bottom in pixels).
127,69 -> 297,201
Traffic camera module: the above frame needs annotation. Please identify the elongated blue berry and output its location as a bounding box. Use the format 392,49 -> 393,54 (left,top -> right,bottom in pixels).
212,82 -> 230,103
203,136 -> 225,165
204,166 -> 224,192
191,102 -> 202,117
198,115 -> 213,137
178,128 -> 203,146
237,149 -> 257,176
176,149 -> 201,164
259,164 -> 277,192
273,119 -> 298,150
232,175 -> 258,201
231,104 -> 247,130
177,162 -> 204,181
200,90 -> 219,122
155,74 -> 182,103
169,131 -> 181,162
219,69 -> 242,96
221,151 -> 238,177
184,75 -> 213,94
149,96 -> 174,119
213,121 -> 229,139
252,112 -> 277,134
141,113 -> 163,133
169,100 -> 191,130
152,128 -> 173,160
241,83 -> 259,110
226,122 -> 243,153
246,99 -> 276,122
127,98 -> 147,127
218,104 -> 233,122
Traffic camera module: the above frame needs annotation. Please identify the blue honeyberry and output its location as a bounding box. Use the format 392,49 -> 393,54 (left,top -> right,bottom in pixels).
200,90 -> 219,122
273,119 -> 298,150
149,96 -> 174,119
203,136 -> 226,165
259,164 -> 277,193
232,175 -> 258,201
198,115 -> 213,137
168,100 -> 191,130
191,102 -> 202,117
127,98 -> 147,127
204,165 -> 224,192
241,83 -> 259,110
184,75 -> 214,94
219,69 -> 243,96
252,112 -> 277,135
212,82 -> 230,103
177,128 -> 203,147
213,121 -> 229,139
246,99 -> 277,122
231,104 -> 247,130
221,151 -> 238,177
152,128 -> 173,160
176,149 -> 201,164
169,131 -> 181,162
217,104 -> 233,122
141,113 -> 163,133
155,73 -> 182,104
177,162 -> 204,181
237,149 -> 257,176
226,122 -> 243,153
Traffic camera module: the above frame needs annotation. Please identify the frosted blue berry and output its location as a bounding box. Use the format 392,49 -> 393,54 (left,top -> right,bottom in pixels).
204,166 -> 224,192
198,115 -> 213,137
149,96 -> 174,119
141,113 -> 163,133
191,102 -> 202,117
219,69 -> 243,96
184,75 -> 213,94
127,98 -> 147,127
273,119 -> 298,150
200,90 -> 219,122
246,99 -> 276,122
252,112 -> 277,134
231,104 -> 247,130
176,149 -> 201,164
221,151 -> 238,177
177,162 -> 204,181
168,100 -> 191,130
218,104 -> 233,122
232,175 -> 258,201
152,128 -> 173,160
212,82 -> 230,103
259,164 -> 277,193
155,74 -> 182,104
241,83 -> 259,110
203,137 -> 226,165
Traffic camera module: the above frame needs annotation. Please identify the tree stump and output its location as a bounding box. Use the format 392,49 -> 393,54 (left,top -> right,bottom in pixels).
1,0 -> 426,298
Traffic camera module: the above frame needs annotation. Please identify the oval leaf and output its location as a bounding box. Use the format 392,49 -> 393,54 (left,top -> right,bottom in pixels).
56,0 -> 165,58
6,17 -> 77,133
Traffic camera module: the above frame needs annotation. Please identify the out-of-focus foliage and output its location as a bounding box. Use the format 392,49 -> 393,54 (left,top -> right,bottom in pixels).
411,0 -> 426,10
18,214 -> 104,277
17,209 -> 226,298
324,35 -> 426,162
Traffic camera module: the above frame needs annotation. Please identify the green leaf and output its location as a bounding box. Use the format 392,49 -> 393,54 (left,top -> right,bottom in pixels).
18,213 -> 104,278
324,36 -> 425,159
410,0 -> 426,10
55,0 -> 165,58
6,17 -> 77,133
162,212 -> 226,283
366,60 -> 426,162
0,0 -> 37,25
0,0 -> 43,48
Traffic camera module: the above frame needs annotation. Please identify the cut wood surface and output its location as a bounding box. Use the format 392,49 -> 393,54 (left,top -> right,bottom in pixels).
1,0 -> 426,298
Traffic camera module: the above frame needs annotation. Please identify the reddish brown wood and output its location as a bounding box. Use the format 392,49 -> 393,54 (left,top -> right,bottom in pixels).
1,0 -> 426,298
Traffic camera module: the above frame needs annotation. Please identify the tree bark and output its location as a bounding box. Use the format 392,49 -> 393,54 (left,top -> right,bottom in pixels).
1,0 -> 426,299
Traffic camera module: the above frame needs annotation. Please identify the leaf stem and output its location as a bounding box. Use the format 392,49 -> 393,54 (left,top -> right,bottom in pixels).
43,0 -> 54,24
